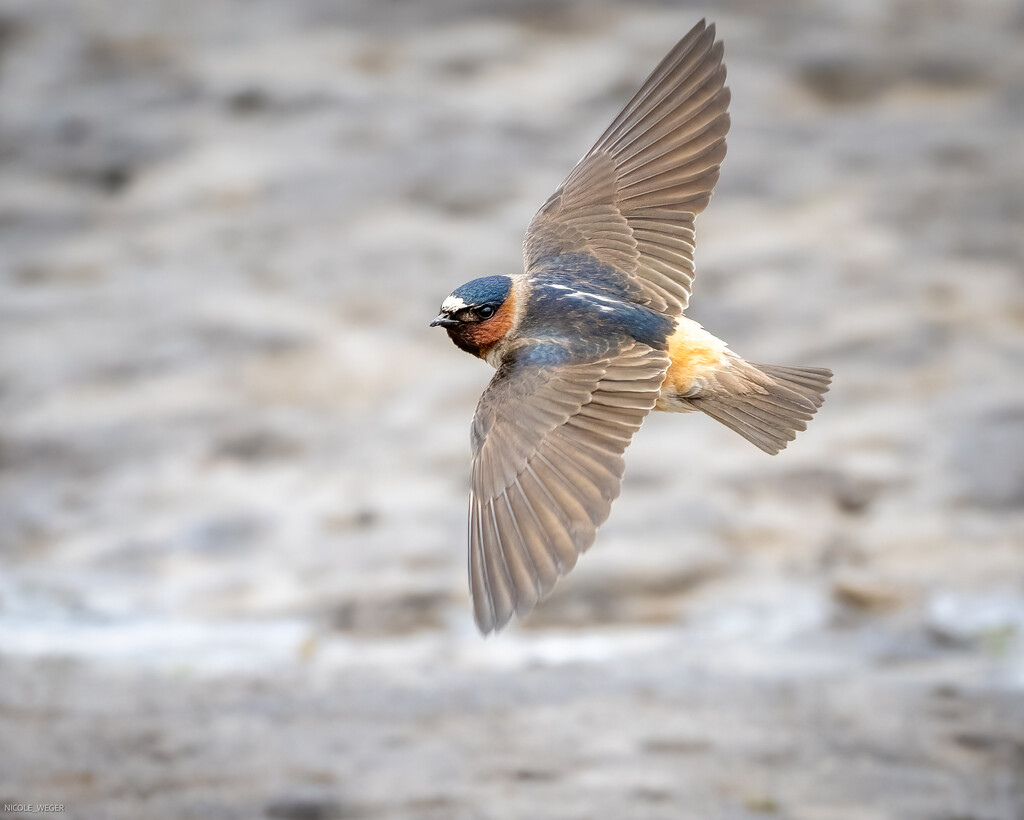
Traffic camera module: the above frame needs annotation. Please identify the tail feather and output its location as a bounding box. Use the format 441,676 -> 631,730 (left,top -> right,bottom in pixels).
695,363 -> 832,455
757,364 -> 832,406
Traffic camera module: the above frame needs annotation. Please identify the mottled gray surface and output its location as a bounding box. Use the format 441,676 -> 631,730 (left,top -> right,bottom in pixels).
0,0 -> 1022,818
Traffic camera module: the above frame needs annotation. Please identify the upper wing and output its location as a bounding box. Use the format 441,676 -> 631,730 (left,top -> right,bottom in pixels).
468,341 -> 669,634
523,20 -> 730,316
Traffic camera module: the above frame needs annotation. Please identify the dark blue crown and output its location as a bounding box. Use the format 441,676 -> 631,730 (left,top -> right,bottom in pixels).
451,275 -> 512,306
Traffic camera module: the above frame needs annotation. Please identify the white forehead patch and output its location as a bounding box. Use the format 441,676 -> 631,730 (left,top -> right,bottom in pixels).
441,295 -> 468,312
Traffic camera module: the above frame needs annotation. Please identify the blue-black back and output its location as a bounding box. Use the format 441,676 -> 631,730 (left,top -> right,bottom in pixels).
521,253 -> 674,359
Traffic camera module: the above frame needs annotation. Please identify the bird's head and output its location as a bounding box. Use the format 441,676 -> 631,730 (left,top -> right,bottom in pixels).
431,275 -> 516,360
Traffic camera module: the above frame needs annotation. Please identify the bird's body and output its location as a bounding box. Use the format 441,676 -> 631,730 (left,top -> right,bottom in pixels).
431,21 -> 832,634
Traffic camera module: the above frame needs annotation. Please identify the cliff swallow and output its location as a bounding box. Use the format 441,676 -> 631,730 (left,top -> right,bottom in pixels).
431,20 -> 831,634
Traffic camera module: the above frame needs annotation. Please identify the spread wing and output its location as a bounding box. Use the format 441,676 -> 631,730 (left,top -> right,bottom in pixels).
468,342 -> 669,634
523,20 -> 730,316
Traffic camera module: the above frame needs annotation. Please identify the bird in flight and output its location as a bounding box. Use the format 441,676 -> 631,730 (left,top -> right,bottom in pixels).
431,20 -> 831,634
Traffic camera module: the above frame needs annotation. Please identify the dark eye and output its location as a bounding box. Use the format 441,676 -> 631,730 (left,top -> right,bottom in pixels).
478,305 -> 495,319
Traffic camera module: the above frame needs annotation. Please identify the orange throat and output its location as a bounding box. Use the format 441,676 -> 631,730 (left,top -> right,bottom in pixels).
468,290 -> 516,361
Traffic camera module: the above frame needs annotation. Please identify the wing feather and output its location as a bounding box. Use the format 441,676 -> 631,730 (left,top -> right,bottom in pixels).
523,20 -> 730,316
468,343 -> 668,633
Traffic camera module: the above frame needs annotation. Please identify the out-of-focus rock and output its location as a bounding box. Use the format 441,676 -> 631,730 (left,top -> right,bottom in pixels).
831,570 -> 908,612
264,791 -> 355,820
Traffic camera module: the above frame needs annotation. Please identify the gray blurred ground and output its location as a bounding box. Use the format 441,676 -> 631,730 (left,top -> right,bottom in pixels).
1,0 -> 1023,818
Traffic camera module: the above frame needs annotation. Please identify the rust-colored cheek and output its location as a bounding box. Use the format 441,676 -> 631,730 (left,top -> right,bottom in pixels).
469,293 -> 515,358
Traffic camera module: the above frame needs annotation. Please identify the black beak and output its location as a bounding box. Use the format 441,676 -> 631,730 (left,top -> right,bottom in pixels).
430,313 -> 457,328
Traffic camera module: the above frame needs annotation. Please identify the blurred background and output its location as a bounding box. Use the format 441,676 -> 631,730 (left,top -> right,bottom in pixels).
1,0 -> 1022,817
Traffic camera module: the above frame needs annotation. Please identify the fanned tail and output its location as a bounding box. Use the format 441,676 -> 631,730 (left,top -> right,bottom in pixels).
694,363 -> 832,455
